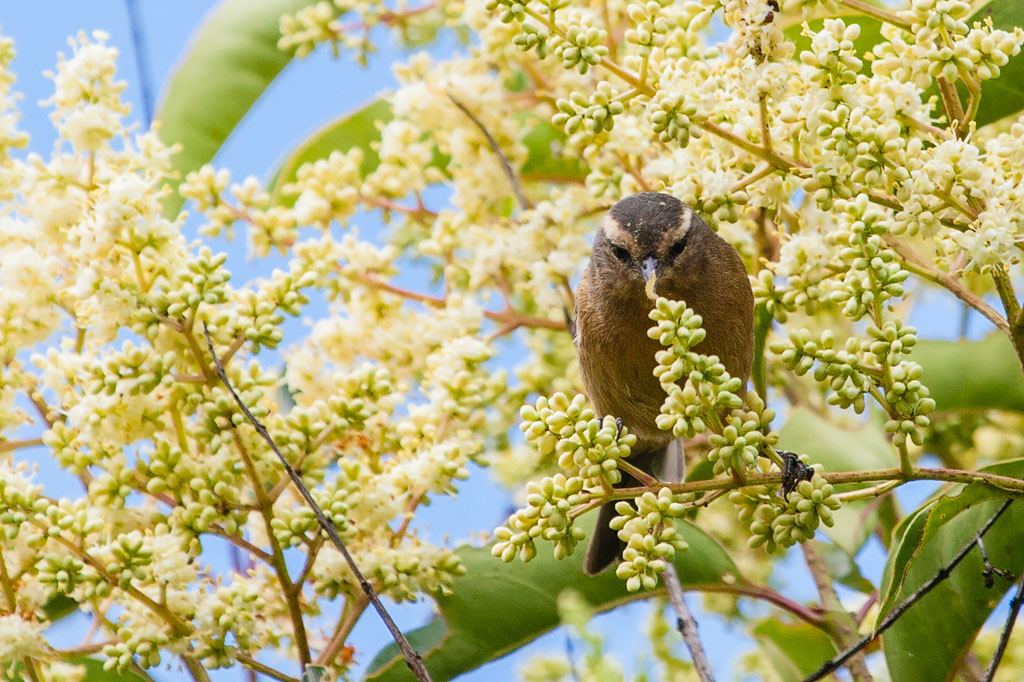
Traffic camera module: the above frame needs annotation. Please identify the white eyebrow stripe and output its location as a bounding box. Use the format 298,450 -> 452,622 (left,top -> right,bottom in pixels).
600,214 -> 636,247
679,206 -> 693,235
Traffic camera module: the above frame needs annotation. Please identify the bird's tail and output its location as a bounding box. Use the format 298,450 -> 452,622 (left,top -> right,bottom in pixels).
582,440 -> 684,575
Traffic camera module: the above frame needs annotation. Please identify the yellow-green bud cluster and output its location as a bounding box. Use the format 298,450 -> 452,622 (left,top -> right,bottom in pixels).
647,90 -> 700,148
553,83 -> 624,135
512,23 -> 550,59
882,360 -> 935,448
104,531 -> 154,590
485,0 -> 527,24
231,269 -> 316,352
610,487 -> 690,592
37,554 -> 86,599
520,392 -> 637,489
772,474 -> 841,546
958,22 -> 1023,81
553,23 -> 609,74
868,320 -> 918,367
193,583 -> 267,669
707,413 -> 764,475
557,415 -> 636,489
772,329 -> 870,410
625,1 -> 672,57
103,628 -> 168,673
827,206 -> 909,321
731,472 -> 841,552
493,473 -> 588,562
648,298 -> 751,471
137,247 -> 230,327
799,19 -> 862,95
83,342 -> 177,397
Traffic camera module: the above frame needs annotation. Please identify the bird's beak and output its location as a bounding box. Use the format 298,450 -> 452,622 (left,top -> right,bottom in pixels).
641,257 -> 658,300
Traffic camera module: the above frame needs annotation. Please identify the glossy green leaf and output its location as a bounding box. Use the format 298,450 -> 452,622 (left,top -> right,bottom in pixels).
752,618 -> 838,680
778,409 -> 896,555
156,0 -> 312,217
819,541 -> 876,594
752,303 -> 772,400
912,334 -> 1024,413
519,117 -> 587,181
782,12 -> 883,74
878,458 -> 1024,619
364,515 -> 743,682
881,497 -> 1024,682
267,99 -> 394,206
969,1 -> 1024,127
42,594 -> 78,621
778,409 -> 895,473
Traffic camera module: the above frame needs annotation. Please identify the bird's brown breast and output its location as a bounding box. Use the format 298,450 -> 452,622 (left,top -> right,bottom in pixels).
575,255 -> 753,450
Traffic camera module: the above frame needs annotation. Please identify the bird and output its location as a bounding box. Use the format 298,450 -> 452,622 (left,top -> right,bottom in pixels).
574,192 -> 754,575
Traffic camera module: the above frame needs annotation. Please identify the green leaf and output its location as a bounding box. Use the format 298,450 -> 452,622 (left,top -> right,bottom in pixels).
819,541 -> 876,594
911,334 -> 1024,413
156,0 -> 312,217
878,458 -> 1024,619
778,408 -> 896,555
881,496 -> 1024,682
267,99 -> 394,206
363,515 -> 743,682
970,1 -> 1024,127
752,618 -> 838,680
782,12 -> 883,74
519,116 -> 587,181
42,594 -> 78,621
752,303 -> 772,401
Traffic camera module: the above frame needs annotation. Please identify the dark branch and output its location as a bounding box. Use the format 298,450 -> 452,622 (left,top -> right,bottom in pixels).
203,325 -> 433,682
982,570 -> 1024,682
448,93 -> 533,211
802,499 -> 1014,682
663,564 -> 715,682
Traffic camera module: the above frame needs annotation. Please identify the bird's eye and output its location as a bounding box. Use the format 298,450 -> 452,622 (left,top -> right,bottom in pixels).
668,235 -> 689,260
610,244 -> 631,262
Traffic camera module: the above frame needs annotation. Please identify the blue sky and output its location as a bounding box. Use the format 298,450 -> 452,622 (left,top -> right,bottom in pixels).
4,2 -> 1011,681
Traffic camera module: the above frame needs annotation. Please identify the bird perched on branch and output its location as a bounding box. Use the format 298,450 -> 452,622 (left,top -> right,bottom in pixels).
575,192 -> 754,575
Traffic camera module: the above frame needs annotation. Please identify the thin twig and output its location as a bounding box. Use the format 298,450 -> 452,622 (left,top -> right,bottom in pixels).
663,564 -> 715,682
203,325 -> 433,682
884,237 -> 1009,334
802,542 -> 873,681
124,0 -> 153,126
982,570 -> 1024,682
801,499 -> 1014,682
448,93 -> 532,211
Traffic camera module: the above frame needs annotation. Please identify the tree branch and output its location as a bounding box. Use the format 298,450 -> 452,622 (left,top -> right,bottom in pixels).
982,569 -> 1024,682
448,93 -> 532,211
663,564 -> 715,682
203,325 -> 434,682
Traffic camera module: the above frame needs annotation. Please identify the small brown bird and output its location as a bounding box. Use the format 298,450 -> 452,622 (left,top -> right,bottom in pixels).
575,192 -> 754,575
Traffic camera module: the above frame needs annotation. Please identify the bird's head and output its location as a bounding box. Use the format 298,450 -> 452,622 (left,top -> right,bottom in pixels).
591,192 -> 708,300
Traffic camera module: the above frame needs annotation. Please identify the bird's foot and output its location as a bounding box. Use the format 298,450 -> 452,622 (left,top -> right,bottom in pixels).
615,417 -> 624,439
778,450 -> 814,499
